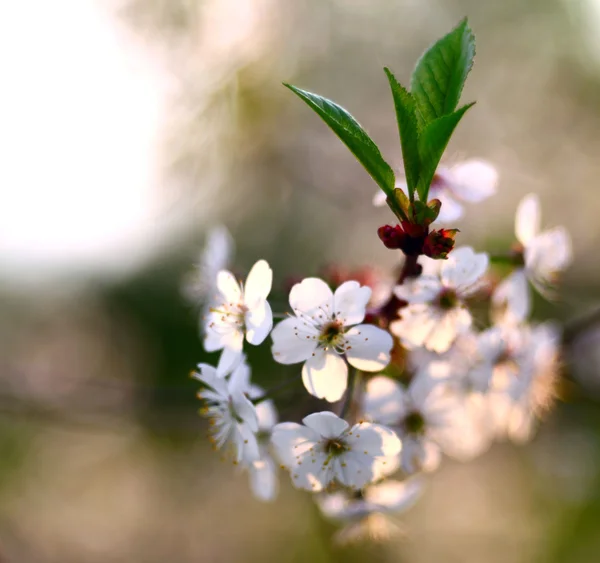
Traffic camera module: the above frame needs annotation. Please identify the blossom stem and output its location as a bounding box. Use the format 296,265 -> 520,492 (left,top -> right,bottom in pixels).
251,374 -> 302,404
339,366 -> 358,420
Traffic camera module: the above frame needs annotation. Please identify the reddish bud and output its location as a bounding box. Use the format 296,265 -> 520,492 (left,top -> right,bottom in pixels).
377,225 -> 406,249
423,228 -> 459,259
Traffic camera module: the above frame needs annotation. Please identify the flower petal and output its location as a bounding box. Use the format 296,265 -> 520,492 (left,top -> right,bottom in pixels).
394,276 -> 442,304
447,159 -> 498,202
235,422 -> 260,464
270,422 -> 320,467
440,246 -> 488,294
347,422 -> 401,457
365,478 -> 424,512
245,299 -> 273,345
243,259 -> 273,309
372,189 -> 388,207
303,411 -> 349,438
249,455 -> 278,502
363,376 -> 407,425
289,277 -> 333,316
515,193 -> 540,246
231,391 -> 259,433
435,192 -> 464,222
193,363 -> 228,398
302,349 -> 348,402
345,325 -> 393,372
216,270 -> 242,303
271,317 -> 318,364
333,281 -> 371,326
492,269 -> 530,325
216,347 -> 243,377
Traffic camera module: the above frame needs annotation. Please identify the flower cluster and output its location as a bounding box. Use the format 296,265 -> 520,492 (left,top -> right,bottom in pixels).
185,166 -> 572,540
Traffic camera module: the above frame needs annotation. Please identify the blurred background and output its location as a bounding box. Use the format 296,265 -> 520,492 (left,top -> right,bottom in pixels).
1,0 -> 600,561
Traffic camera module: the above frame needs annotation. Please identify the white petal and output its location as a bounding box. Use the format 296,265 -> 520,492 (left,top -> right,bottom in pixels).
249,455 -> 278,502
245,299 -> 273,345
302,350 -> 348,402
255,396 -> 278,431
515,193 -> 540,246
365,478 -> 424,512
492,269 -> 530,325
236,423 -> 260,464
333,281 -> 371,326
231,392 -> 259,433
334,453 -> 377,489
216,270 -> 242,303
227,360 -> 251,394
363,376 -> 407,425
441,246 -> 488,293
435,192 -> 464,222
447,159 -> 498,202
347,422 -> 401,457
271,317 -> 318,364
372,189 -> 387,207
394,276 -> 442,304
400,436 -> 428,474
289,277 -> 333,316
425,307 -> 471,353
525,227 -> 572,283
390,304 -> 439,349
216,347 -> 244,378
243,259 -> 273,309
345,325 -> 393,372
270,422 -> 320,467
303,411 -> 349,438
193,363 -> 227,398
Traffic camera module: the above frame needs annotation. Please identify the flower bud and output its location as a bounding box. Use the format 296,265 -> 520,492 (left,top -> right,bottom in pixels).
423,228 -> 459,259
377,225 -> 406,249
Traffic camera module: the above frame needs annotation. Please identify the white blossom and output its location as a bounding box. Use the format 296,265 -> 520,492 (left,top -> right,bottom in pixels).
363,370 -> 488,474
271,278 -> 394,402
373,159 -> 498,222
390,247 -> 489,353
493,194 -> 572,322
271,411 -> 401,491
193,362 -> 260,465
204,259 -> 273,375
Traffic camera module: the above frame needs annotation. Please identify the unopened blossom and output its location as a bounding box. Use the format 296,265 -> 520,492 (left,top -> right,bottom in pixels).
271,411 -> 401,491
204,259 -> 273,375
390,247 -> 489,353
363,371 -> 487,474
493,194 -> 572,324
271,278 -> 394,402
193,362 -> 260,465
374,159 -> 498,222
182,225 -> 234,307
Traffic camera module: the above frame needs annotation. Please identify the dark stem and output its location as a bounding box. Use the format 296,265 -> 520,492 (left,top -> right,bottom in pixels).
339,366 -> 358,419
251,374 -> 302,404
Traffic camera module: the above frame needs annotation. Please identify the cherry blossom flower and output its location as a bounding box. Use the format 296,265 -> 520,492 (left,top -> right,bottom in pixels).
271,411 -> 401,491
493,194 -> 572,323
362,371 -> 486,474
193,362 -> 261,465
390,247 -> 489,353
204,259 -> 273,375
373,159 -> 498,222
270,278 -> 394,402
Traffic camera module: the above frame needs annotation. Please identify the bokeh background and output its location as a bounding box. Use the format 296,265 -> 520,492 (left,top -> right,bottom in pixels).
1,0 -> 600,561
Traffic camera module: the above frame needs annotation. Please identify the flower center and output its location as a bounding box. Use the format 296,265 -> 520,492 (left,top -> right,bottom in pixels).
324,438 -> 349,457
319,320 -> 344,346
404,411 -> 426,435
436,288 -> 458,310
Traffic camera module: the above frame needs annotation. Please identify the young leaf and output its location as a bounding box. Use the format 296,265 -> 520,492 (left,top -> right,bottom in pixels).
410,18 -> 475,128
416,102 -> 475,201
284,83 -> 396,196
383,68 -> 420,200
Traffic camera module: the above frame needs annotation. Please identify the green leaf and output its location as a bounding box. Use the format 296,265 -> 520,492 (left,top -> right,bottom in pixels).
284,83 -> 395,196
416,103 -> 474,201
410,18 -> 475,128
387,187 -> 411,222
383,68 -> 420,200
